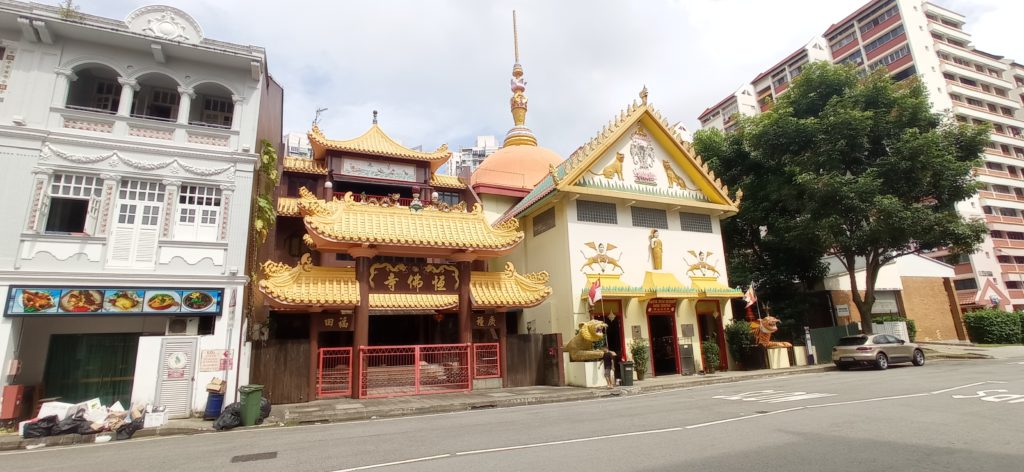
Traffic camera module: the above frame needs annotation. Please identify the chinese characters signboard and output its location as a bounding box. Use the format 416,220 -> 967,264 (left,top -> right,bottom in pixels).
320,313 -> 353,331
646,298 -> 677,315
473,314 -> 499,330
5,287 -> 224,317
368,263 -> 459,294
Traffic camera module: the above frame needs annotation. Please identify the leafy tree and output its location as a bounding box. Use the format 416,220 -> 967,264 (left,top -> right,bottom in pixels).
698,62 -> 988,332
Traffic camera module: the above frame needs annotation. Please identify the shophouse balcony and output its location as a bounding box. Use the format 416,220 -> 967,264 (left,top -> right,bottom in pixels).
53,64 -> 241,151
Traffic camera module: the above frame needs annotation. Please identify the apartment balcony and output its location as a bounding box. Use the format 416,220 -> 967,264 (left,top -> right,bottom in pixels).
978,190 -> 1024,209
946,81 -> 1021,109
860,13 -> 902,42
54,106 -> 239,150
974,172 -> 1024,190
990,130 -> 1024,148
927,19 -> 972,44
975,167 -> 1018,180
941,61 -> 1014,91
983,150 -> 1024,167
935,41 -> 1010,72
865,34 -> 907,62
990,238 -> 1024,249
984,214 -> 1024,226
953,104 -> 1024,129
954,262 -> 975,276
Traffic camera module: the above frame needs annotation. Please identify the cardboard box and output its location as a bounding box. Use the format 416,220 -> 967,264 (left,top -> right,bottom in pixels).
206,378 -> 226,394
143,411 -> 167,428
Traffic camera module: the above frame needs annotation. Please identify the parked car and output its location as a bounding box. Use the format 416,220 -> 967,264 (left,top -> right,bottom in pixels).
833,334 -> 925,370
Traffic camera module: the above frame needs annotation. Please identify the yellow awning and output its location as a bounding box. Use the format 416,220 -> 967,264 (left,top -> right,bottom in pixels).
640,271 -> 698,299
298,189 -> 523,255
579,274 -> 646,299
258,256 -> 550,310
689,276 -> 744,299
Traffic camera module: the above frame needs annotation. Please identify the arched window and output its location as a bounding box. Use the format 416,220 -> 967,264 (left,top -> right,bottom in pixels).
190,82 -> 235,129
131,72 -> 180,121
65,64 -> 122,113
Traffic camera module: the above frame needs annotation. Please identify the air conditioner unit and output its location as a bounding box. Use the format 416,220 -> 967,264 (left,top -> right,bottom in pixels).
165,317 -> 199,336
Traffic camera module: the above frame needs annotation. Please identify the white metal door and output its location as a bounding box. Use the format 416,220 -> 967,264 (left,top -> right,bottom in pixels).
155,337 -> 198,419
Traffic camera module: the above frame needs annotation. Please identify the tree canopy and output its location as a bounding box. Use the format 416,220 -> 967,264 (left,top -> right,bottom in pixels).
694,62 -> 989,331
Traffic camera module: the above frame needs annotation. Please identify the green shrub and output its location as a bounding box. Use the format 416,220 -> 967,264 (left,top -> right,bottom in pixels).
724,320 -> 755,362
963,309 -> 1022,344
873,315 -> 917,342
701,340 -> 721,373
1018,311 -> 1024,344
629,338 -> 650,377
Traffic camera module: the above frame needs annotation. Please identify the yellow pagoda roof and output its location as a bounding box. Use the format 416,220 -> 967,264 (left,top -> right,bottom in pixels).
297,189 -> 523,256
640,271 -> 697,299
308,124 -> 451,170
258,256 -> 550,309
689,276 -> 744,299
282,156 -> 328,175
430,173 -> 467,190
277,197 -> 301,217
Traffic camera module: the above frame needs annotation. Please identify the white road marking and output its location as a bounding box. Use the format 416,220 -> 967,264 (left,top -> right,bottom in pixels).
930,381 -> 1006,394
685,407 -> 806,429
713,390 -> 836,403
332,454 -> 451,472
454,427 -> 683,455
805,393 -> 928,408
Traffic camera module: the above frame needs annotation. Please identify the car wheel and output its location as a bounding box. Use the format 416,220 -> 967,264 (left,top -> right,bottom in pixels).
835,363 -> 850,371
875,353 -> 888,370
912,349 -> 925,366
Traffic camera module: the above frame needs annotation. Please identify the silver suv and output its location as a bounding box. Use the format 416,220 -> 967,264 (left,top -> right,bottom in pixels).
833,334 -> 925,370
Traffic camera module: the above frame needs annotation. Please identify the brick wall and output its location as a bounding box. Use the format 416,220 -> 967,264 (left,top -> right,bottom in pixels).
901,276 -> 962,342
829,277 -> 963,341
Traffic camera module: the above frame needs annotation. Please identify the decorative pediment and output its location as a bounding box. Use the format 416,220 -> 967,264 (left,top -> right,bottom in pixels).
125,6 -> 204,44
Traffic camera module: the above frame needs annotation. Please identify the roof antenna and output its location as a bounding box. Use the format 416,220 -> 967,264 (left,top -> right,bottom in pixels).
372,110 -> 378,125
313,107 -> 328,126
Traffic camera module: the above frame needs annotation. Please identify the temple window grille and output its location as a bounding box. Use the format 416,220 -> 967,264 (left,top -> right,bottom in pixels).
576,200 -> 617,225
630,206 -> 668,229
533,207 -> 555,236
680,212 -> 713,233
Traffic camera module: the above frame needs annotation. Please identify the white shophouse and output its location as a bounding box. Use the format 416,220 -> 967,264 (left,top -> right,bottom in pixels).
0,3 -> 276,419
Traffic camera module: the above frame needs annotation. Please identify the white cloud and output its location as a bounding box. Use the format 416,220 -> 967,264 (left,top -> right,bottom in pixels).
79,0 -> 1020,157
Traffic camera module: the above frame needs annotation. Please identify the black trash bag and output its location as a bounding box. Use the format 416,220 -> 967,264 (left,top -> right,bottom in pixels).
22,415 -> 59,439
115,416 -> 145,441
213,402 -> 242,431
53,409 -> 93,436
255,397 -> 271,425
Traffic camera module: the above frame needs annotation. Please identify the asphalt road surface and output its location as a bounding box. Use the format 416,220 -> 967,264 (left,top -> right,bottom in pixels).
4,356 -> 1024,472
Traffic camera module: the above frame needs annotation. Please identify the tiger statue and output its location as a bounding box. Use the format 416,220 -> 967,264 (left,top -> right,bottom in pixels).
750,316 -> 792,348
565,319 -> 608,362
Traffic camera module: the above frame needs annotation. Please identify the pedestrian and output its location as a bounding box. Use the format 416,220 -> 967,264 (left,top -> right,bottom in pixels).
603,349 -> 616,389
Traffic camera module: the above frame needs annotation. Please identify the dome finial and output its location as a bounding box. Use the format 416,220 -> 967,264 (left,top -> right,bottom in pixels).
504,10 -> 537,147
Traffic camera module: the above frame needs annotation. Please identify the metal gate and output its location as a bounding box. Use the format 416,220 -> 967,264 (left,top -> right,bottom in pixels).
472,343 -> 500,379
810,323 -> 861,364
155,337 -> 198,419
317,347 -> 353,398
359,344 -> 470,399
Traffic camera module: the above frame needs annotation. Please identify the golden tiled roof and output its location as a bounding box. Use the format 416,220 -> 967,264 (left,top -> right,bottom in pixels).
471,262 -> 551,308
430,173 -> 466,190
308,125 -> 450,166
277,197 -> 301,217
282,156 -> 328,175
299,189 -> 523,253
257,256 -> 551,309
258,254 -> 359,307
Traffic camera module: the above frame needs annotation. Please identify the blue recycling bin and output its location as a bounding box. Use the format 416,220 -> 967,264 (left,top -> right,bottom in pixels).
203,392 -> 225,420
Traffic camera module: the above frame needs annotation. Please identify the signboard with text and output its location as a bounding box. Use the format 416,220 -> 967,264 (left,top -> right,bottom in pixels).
367,262 -> 459,294
646,298 -> 677,315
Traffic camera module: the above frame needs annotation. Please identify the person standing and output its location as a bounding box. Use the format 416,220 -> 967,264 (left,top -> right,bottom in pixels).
603,349 -> 616,389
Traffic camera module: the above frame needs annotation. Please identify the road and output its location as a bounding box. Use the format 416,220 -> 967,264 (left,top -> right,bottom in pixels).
4,356 -> 1024,472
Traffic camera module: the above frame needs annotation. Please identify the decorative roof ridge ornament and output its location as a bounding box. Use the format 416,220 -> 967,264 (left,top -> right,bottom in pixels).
503,10 -> 538,147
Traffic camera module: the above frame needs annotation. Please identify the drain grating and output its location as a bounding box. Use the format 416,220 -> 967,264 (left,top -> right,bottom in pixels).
230,452 -> 279,463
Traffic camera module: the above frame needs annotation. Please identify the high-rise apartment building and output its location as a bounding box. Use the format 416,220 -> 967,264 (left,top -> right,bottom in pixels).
698,0 -> 1024,312
448,135 -> 498,177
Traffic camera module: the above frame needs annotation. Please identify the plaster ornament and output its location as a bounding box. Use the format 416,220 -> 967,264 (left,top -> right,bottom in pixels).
587,152 -> 624,181
750,315 -> 792,348
564,319 -> 608,362
649,229 -> 663,271
663,160 -> 697,191
580,242 -> 623,274
683,250 -> 721,278
629,127 -> 657,186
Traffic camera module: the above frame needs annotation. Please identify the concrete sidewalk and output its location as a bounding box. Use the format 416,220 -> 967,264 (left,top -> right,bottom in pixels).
2,342 -> 1015,451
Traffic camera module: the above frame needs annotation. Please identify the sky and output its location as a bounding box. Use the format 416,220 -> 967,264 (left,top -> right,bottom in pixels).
77,0 -> 1024,158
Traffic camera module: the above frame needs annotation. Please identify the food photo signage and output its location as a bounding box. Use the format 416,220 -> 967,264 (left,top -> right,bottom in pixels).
5,287 -> 224,317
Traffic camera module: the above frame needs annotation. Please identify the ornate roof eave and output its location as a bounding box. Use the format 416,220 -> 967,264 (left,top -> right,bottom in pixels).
430,173 -> 467,190
308,125 -> 451,169
277,197 -> 301,217
282,156 -> 328,175
297,188 -> 524,256
257,257 -> 550,310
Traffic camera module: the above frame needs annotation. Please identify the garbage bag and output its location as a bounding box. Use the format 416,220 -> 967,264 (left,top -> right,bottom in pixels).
115,416 -> 145,440
255,397 -> 271,425
22,415 -> 59,439
53,410 -> 95,436
213,402 -> 242,431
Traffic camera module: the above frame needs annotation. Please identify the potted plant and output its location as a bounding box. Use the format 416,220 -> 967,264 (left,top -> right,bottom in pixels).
629,338 -> 650,380
702,340 -> 721,374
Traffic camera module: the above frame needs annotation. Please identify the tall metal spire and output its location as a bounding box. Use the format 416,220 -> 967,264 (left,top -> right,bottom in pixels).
504,10 -> 537,147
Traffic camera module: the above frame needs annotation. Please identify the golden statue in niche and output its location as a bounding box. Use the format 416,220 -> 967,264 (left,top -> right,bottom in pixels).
649,229 -> 663,270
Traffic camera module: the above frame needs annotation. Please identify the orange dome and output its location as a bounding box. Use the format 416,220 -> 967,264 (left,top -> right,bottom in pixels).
471,144 -> 563,192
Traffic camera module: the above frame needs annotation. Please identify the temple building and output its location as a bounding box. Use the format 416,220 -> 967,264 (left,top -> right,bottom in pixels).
473,23 -> 744,378
250,114 -> 552,402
